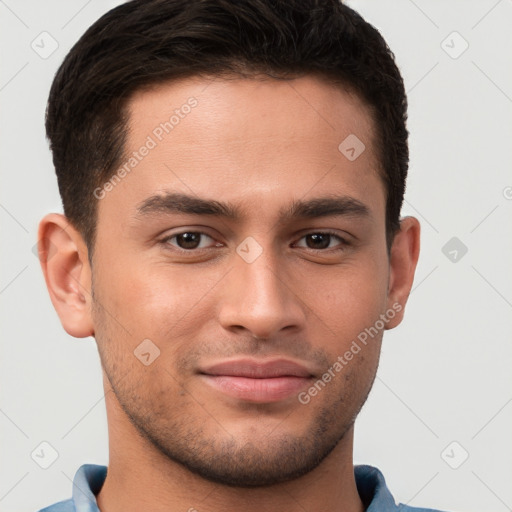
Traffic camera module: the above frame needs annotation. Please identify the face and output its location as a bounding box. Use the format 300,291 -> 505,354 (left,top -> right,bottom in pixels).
90,75 -> 393,486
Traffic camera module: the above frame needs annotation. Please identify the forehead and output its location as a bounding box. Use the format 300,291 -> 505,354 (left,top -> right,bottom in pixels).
98,75 -> 385,227
127,74 -> 377,155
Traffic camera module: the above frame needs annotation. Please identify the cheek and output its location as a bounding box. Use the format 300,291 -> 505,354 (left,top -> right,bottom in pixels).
300,255 -> 389,345
94,259 -> 222,344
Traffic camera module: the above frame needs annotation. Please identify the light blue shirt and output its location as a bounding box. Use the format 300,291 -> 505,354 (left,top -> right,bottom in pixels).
37,464 -> 446,511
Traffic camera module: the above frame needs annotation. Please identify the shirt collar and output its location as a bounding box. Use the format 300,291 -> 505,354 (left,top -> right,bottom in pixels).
72,464 -> 106,512
354,465 -> 400,511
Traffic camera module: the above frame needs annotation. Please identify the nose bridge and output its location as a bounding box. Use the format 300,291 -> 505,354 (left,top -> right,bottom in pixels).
218,241 -> 305,338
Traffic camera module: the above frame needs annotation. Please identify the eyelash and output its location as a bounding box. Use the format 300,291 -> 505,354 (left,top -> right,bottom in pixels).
293,231 -> 349,250
159,230 -> 350,253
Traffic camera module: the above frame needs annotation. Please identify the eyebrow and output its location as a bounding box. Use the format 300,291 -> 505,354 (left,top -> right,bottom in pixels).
136,192 -> 370,221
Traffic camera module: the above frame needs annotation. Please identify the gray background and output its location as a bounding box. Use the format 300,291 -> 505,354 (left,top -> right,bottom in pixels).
1,1 -> 511,511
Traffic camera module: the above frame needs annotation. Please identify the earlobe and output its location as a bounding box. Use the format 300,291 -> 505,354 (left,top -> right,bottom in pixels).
385,216 -> 421,329
37,213 -> 94,338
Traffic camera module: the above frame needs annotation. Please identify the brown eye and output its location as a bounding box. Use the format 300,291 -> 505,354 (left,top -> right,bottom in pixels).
305,233 -> 331,249
163,232 -> 218,251
295,232 -> 346,250
176,232 -> 202,249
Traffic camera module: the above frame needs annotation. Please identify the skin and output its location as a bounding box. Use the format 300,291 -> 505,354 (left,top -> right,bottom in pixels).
39,75 -> 420,512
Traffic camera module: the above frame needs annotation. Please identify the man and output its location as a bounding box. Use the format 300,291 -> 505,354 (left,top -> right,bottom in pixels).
35,0 -> 440,510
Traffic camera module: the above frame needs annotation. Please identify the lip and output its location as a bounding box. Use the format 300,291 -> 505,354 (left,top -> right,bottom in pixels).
199,358 -> 314,403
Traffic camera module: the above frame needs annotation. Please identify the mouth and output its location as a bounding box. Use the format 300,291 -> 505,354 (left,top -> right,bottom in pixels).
198,358 -> 315,403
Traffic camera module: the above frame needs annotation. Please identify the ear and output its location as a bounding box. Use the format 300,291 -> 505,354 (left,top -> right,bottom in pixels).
37,213 -> 94,338
385,216 -> 420,329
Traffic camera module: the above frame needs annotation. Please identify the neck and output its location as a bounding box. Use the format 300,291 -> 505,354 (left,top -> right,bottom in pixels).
96,381 -> 364,512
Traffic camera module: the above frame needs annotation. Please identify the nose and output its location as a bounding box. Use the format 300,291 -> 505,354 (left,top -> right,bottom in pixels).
218,247 -> 306,340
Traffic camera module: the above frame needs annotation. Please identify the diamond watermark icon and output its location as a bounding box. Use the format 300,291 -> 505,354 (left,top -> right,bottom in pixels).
32,239 -> 57,261
236,236 -> 263,264
441,31 -> 469,60
442,237 -> 468,263
338,134 -> 366,161
31,31 -> 59,60
31,441 -> 59,469
441,441 -> 469,469
134,338 -> 161,366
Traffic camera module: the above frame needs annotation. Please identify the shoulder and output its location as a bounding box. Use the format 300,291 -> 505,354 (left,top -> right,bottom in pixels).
354,465 -> 449,512
36,498 -> 74,512
395,505 -> 448,512
35,463 -> 107,512
397,506 -> 449,512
